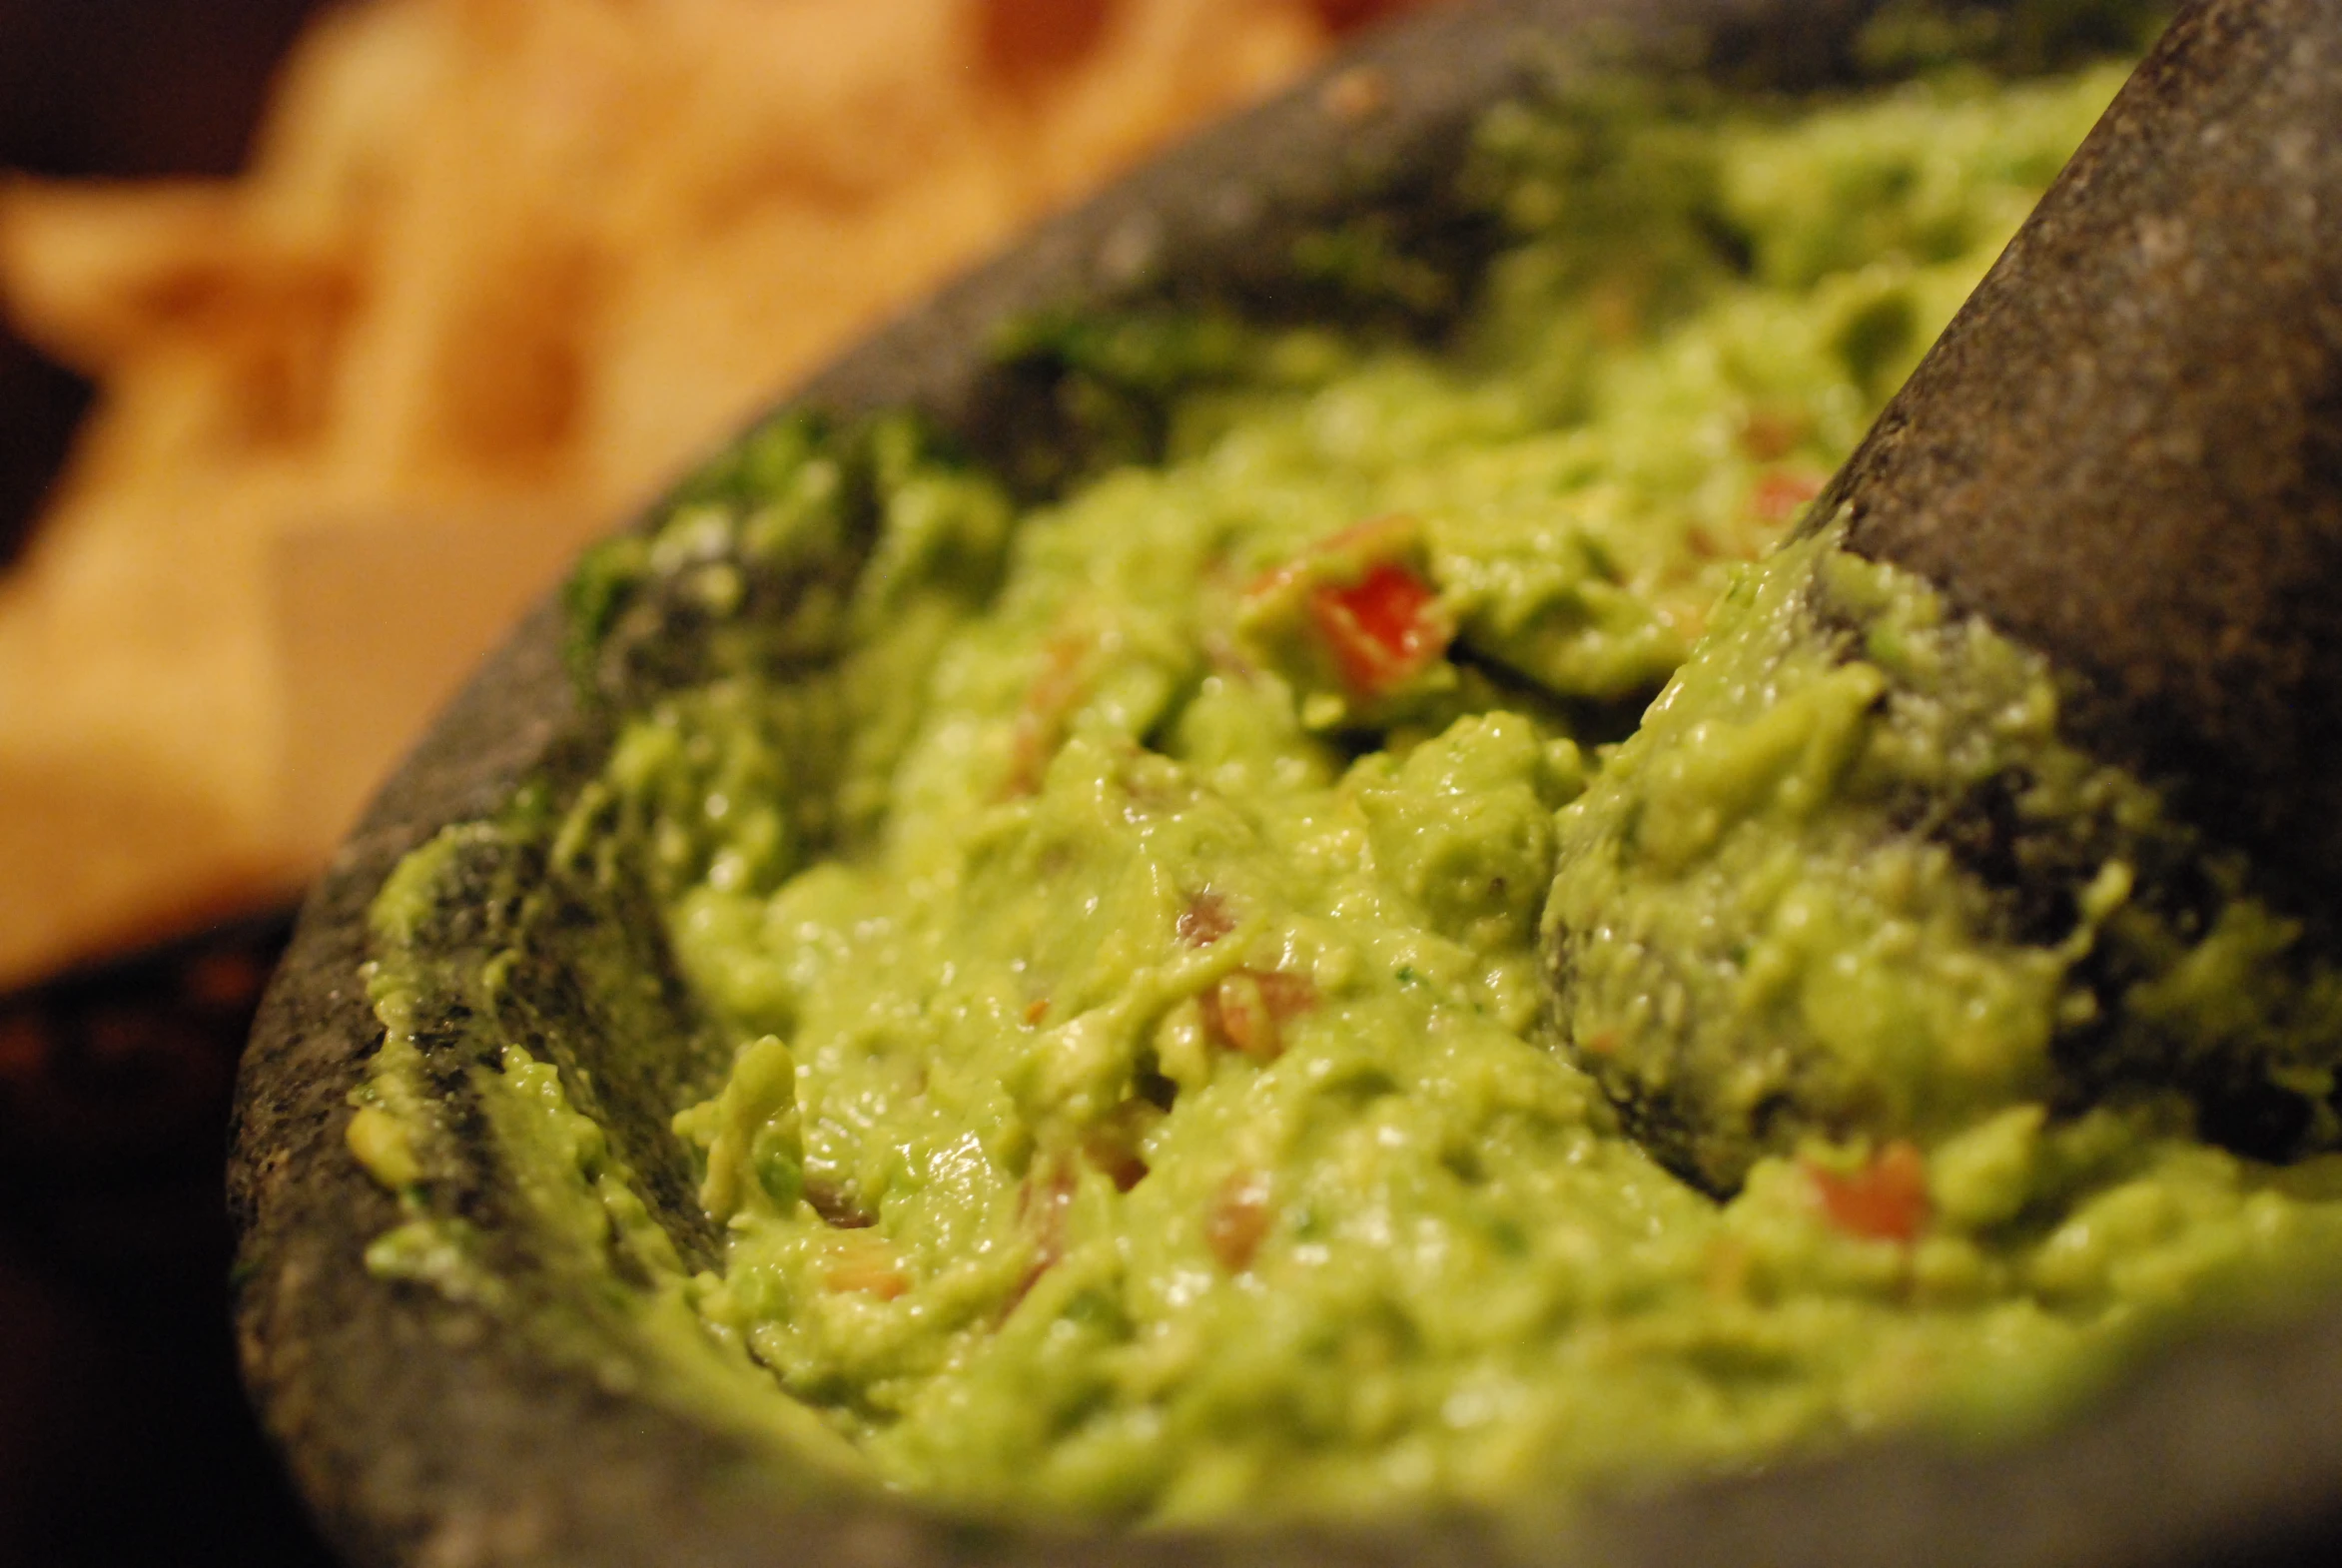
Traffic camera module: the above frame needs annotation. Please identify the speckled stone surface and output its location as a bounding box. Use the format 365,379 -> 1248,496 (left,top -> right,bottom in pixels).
1827,0 -> 2342,911
230,2 -> 2342,1565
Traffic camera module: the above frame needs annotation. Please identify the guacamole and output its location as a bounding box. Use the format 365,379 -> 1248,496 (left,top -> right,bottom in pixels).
1551,522 -> 2342,1197
350,22 -> 2342,1531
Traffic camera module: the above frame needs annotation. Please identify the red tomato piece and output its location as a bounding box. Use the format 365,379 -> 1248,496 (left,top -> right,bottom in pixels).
1205,1170 -> 1272,1271
1306,561 -> 1443,696
1805,1142 -> 1931,1243
1006,1160 -> 1079,1313
1751,468 -> 1825,525
1198,968 -> 1316,1060
1176,890 -> 1234,947
1004,629 -> 1094,795
825,1237 -> 910,1298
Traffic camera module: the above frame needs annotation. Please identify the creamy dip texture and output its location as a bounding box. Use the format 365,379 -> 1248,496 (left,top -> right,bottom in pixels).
351,28 -> 2342,1528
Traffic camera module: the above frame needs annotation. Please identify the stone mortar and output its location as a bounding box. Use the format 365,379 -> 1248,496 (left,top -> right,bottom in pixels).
231,2 -> 2342,1564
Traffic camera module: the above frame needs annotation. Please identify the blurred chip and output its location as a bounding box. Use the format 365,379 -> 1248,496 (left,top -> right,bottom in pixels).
0,0 -> 1435,989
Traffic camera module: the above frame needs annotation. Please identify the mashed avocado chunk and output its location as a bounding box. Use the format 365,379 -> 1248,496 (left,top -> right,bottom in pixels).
1548,526 -> 2342,1197
354,38 -> 2342,1528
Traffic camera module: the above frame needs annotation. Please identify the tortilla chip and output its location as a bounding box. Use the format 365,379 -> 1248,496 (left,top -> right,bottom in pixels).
0,0 -> 1438,989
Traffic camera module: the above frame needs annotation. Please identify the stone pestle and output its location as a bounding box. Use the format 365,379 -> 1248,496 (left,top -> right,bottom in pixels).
1545,0 -> 2342,1196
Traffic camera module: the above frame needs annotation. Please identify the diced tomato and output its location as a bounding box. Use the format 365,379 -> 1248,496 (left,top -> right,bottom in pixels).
1252,970 -> 1316,1020
1205,1170 -> 1272,1271
1737,406 -> 1810,462
825,1236 -> 910,1298
1018,1160 -> 1076,1240
1751,468 -> 1825,525
1084,1140 -> 1149,1193
1307,560 -> 1444,696
1198,968 -> 1316,1060
1686,524 -> 1761,563
1197,978 -> 1268,1058
1235,515 -> 1451,705
1004,629 -> 1094,796
1081,1097 -> 1164,1193
1007,1160 -> 1079,1313
803,1178 -> 877,1229
1176,890 -> 1234,948
1805,1142 -> 1931,1244
1081,1100 -> 1159,1193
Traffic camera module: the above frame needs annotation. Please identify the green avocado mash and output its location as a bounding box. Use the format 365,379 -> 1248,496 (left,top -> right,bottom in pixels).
1551,522 -> 2342,1197
350,21 -> 2342,1531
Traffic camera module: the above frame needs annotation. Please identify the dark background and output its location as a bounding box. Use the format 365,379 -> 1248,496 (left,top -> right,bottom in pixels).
0,0 -> 329,566
0,5 -> 334,1564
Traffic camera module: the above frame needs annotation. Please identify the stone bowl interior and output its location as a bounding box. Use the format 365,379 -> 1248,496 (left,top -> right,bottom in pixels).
230,2 -> 2342,1565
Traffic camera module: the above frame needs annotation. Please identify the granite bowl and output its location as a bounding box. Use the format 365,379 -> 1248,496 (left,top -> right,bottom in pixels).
230,2 -> 2342,1564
